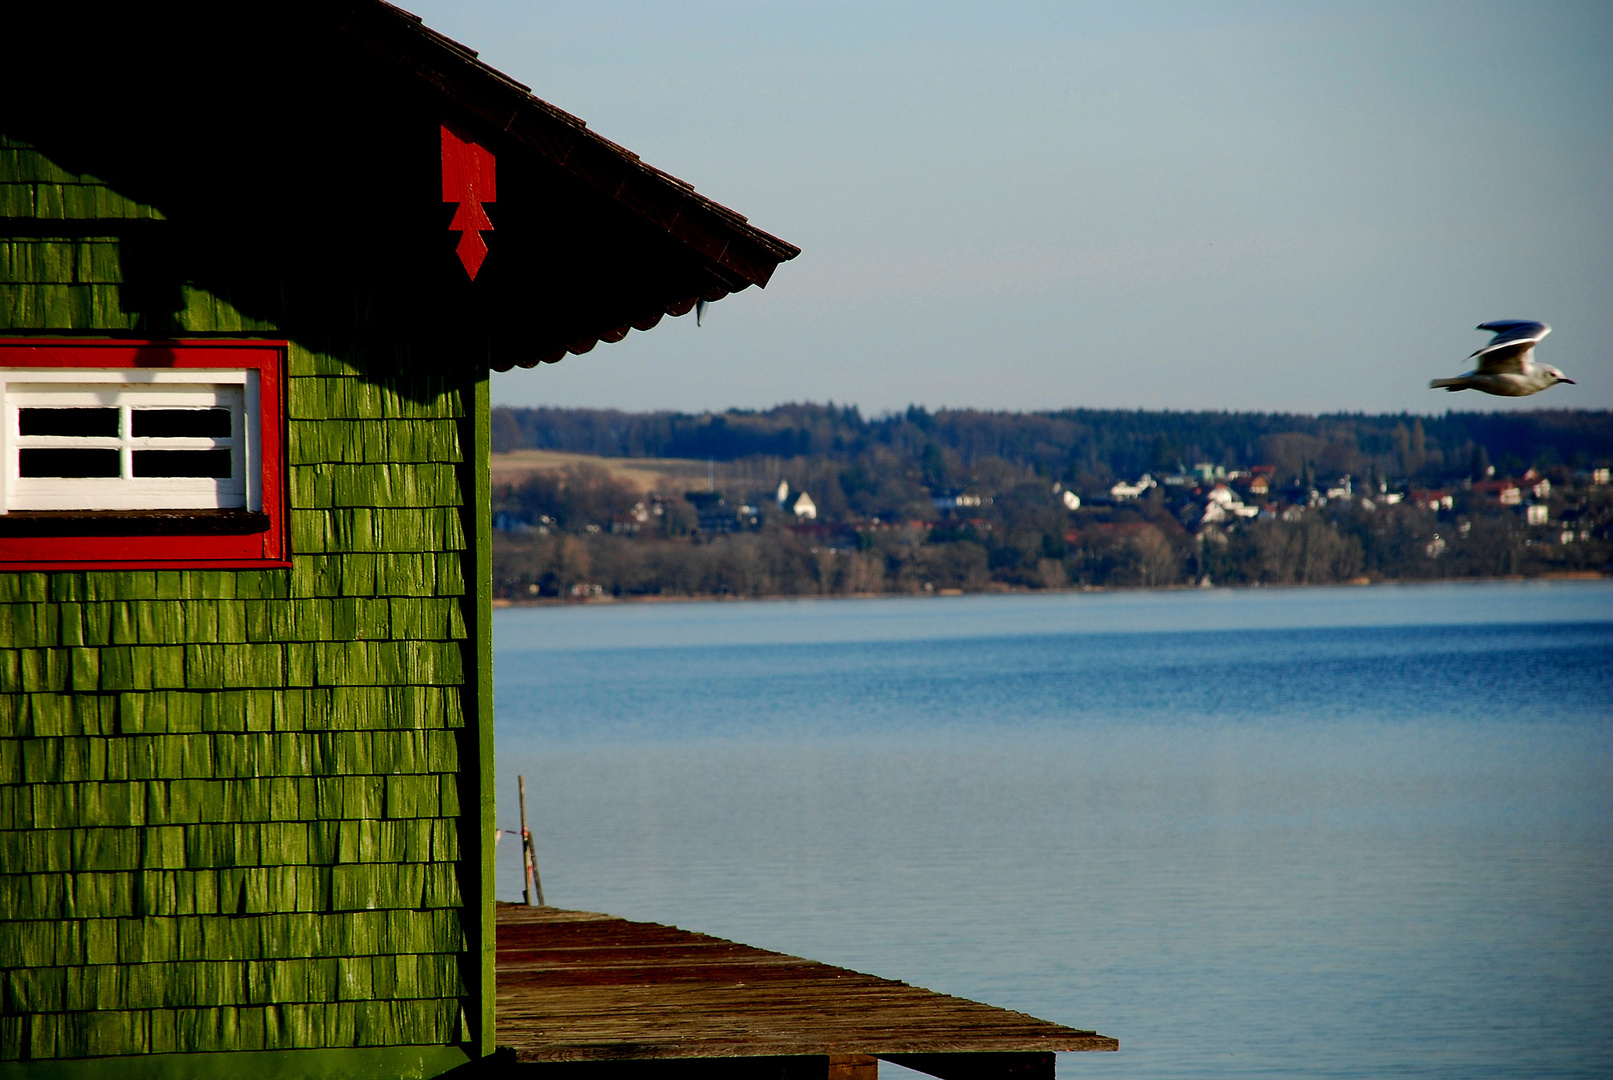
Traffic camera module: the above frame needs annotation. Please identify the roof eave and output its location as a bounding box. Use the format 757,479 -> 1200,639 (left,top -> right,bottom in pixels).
332,1 -> 799,292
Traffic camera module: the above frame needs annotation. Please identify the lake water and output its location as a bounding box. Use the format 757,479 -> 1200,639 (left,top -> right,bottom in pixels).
493,581 -> 1613,1080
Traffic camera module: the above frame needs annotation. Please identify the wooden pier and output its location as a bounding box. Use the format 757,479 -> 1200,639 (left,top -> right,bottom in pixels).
495,905 -> 1117,1079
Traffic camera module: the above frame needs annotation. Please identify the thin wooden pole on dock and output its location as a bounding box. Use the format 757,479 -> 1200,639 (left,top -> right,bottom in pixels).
518,775 -> 544,906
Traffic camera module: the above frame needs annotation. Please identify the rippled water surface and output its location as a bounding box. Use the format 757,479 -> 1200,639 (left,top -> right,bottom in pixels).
493,582 -> 1613,1079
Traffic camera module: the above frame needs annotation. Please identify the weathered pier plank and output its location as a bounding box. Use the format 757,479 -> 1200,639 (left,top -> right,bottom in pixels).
496,905 -> 1116,1078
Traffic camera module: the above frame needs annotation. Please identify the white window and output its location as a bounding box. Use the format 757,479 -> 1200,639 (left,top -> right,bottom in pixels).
0,369 -> 262,513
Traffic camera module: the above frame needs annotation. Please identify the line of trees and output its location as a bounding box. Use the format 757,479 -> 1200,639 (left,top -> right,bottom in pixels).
490,405 -> 1613,600
493,403 -> 1613,484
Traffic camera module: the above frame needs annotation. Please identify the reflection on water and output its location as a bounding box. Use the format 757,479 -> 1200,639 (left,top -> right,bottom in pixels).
494,582 -> 1613,1080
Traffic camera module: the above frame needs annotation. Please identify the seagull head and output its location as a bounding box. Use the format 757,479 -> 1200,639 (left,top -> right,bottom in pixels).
1548,367 -> 1575,385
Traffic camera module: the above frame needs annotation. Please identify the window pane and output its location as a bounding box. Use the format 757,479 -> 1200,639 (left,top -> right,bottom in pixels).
20,448 -> 121,477
132,449 -> 232,478
19,408 -> 119,437
132,408 -> 232,438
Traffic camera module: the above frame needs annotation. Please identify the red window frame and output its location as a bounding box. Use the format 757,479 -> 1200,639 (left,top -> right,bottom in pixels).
0,339 -> 289,570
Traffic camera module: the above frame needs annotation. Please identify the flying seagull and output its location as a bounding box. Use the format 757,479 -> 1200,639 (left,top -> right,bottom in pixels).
1430,320 -> 1574,396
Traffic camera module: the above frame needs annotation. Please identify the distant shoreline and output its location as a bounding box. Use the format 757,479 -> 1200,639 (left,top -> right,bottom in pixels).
489,570 -> 1609,609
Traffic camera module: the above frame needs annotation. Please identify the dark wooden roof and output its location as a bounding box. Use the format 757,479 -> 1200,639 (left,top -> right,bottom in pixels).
2,2 -> 799,374
496,905 -> 1117,1065
339,3 -> 799,285
332,1 -> 800,370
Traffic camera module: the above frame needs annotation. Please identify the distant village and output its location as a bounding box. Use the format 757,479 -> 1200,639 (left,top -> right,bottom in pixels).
489,406 -> 1613,600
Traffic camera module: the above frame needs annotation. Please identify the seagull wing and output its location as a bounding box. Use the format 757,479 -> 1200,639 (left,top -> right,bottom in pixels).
1470,320 -> 1550,375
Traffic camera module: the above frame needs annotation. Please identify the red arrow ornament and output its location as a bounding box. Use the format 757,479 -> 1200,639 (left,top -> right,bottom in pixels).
442,122 -> 496,280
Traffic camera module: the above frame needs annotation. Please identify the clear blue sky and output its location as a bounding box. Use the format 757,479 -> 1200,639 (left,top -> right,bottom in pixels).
408,1 -> 1613,416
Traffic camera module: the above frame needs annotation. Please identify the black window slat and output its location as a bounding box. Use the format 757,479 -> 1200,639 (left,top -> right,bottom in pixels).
131,449 -> 232,478
132,408 -> 232,438
19,448 -> 122,478
19,408 -> 119,438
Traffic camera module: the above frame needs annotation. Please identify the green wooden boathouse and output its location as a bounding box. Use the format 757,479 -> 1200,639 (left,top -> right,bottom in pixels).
0,4 -> 796,1077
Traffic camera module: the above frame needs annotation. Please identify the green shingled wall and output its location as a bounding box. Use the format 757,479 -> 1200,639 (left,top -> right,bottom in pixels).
1,136 -> 484,1068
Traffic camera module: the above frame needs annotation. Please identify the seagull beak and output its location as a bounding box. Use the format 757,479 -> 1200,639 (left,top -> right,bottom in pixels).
1560,377 -> 1576,384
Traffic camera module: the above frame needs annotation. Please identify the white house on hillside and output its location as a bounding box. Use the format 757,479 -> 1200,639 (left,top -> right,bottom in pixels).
1111,474 -> 1156,499
793,492 -> 817,519
1203,483 -> 1260,523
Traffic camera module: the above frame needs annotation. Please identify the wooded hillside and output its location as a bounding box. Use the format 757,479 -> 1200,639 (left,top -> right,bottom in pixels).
494,404 -> 1611,481
490,405 -> 1613,599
